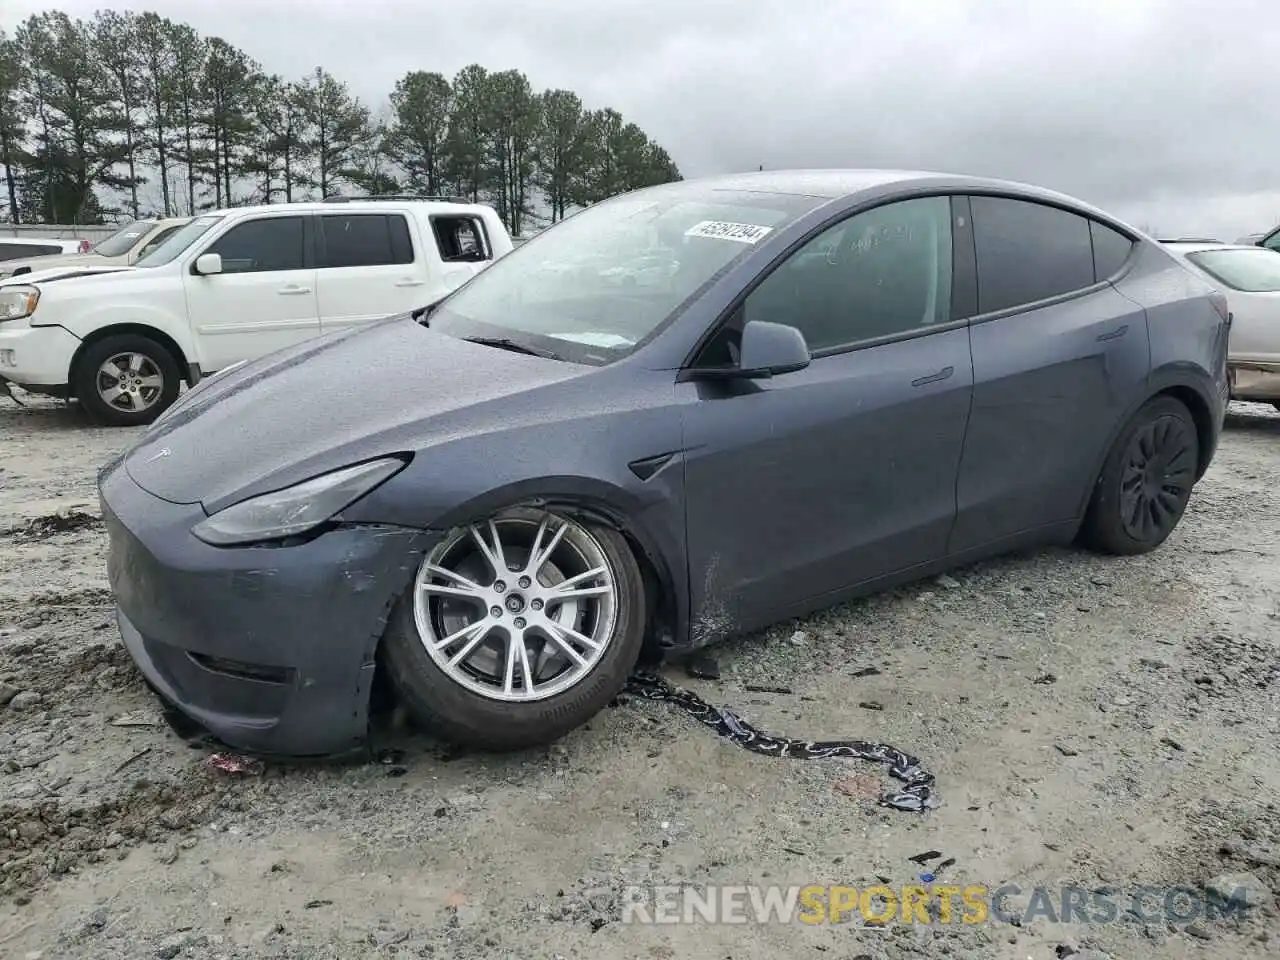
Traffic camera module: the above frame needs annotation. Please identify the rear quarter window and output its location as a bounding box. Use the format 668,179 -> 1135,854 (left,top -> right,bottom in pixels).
1090,221 -> 1135,280
432,215 -> 490,263
970,196 -> 1097,314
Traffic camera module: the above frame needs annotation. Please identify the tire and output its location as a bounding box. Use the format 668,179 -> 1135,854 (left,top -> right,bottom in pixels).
1079,395 -> 1200,556
382,506 -> 647,750
73,333 -> 181,427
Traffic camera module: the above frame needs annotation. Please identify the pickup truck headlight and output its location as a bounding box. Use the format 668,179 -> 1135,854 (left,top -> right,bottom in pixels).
191,456 -> 408,546
0,286 -> 39,322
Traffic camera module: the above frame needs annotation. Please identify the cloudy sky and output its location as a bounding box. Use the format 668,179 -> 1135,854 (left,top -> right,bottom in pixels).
4,0 -> 1278,239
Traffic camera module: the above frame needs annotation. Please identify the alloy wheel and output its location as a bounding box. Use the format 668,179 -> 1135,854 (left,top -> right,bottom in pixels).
412,510 -> 619,702
1118,414 -> 1196,541
97,352 -> 165,413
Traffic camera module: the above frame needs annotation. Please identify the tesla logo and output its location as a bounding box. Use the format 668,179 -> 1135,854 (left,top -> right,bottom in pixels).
146,447 -> 171,463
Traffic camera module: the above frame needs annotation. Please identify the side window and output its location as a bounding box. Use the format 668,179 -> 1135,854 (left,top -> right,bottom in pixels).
319,214 -> 415,268
970,196 -> 1095,314
1263,229 -> 1280,253
137,225 -> 183,261
204,217 -> 306,274
432,216 -> 490,263
0,243 -> 60,258
1090,221 -> 1134,281
741,196 -> 953,353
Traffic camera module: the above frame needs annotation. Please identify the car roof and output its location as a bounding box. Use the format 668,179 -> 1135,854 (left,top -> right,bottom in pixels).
199,199 -> 491,219
630,168 -> 1133,227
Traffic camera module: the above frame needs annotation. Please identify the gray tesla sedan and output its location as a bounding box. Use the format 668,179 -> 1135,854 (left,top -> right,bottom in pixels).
99,169 -> 1231,756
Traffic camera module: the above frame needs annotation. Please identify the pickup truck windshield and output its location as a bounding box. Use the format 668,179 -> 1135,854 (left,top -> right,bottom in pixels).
135,215 -> 225,268
93,221 -> 158,257
429,182 -> 825,364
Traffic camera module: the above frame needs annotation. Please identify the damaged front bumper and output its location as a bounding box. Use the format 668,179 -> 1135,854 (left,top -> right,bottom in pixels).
99,459 -> 433,757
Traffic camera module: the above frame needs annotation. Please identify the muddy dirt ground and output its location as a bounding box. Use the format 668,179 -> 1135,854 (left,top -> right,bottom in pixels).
1,394 -> 1277,960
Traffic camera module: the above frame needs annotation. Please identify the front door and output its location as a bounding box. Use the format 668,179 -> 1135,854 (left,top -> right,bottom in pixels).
185,214 -> 320,372
680,195 -> 976,638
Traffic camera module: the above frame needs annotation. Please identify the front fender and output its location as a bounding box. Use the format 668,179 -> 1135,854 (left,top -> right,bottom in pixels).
35,300 -> 198,366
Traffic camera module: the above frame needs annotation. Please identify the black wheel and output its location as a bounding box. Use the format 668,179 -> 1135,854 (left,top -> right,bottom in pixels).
1080,396 -> 1199,555
73,333 -> 181,427
382,506 -> 647,750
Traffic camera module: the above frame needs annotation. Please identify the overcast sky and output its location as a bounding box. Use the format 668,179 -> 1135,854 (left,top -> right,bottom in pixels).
4,0 -> 1278,239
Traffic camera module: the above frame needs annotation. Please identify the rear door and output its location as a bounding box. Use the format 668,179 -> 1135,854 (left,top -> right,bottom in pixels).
184,213 -> 320,371
315,212 -> 428,332
948,195 -> 1150,553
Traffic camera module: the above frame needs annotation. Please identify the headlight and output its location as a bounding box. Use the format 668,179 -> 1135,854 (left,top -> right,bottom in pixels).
191,456 -> 408,546
0,286 -> 39,322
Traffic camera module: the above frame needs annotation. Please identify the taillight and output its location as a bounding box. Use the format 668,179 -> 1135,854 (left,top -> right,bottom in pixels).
78,239 -> 91,253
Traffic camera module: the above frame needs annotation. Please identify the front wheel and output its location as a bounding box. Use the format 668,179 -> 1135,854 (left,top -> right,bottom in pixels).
1079,395 -> 1200,555
382,506 -> 647,750
73,333 -> 181,427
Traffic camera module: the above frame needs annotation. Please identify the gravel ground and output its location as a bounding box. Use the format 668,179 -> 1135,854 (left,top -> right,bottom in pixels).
0,393 -> 1277,960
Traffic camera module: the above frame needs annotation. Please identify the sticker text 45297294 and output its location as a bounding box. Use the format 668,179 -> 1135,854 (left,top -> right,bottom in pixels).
684,221 -> 774,244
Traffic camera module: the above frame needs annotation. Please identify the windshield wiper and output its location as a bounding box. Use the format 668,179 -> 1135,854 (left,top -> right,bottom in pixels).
460,336 -> 558,359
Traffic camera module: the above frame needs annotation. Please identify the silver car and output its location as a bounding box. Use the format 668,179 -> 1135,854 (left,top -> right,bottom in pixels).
1162,241 -> 1280,408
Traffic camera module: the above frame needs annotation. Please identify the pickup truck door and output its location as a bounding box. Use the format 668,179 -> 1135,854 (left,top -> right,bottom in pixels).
184,213 -> 320,372
315,212 -> 441,332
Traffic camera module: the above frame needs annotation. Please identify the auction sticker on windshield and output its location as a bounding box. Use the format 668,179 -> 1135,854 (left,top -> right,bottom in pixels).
684,221 -> 774,244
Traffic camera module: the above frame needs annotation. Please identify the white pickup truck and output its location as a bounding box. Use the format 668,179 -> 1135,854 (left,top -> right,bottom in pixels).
0,197 -> 513,425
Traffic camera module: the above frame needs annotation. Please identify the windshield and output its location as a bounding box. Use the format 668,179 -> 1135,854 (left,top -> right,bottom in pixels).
428,183 -> 827,364
135,215 -> 224,267
1186,248 -> 1280,292
92,221 -> 157,257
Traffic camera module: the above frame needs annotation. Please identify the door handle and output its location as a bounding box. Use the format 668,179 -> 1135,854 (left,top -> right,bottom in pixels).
278,285 -> 312,295
911,366 -> 954,387
394,279 -> 426,288
1096,324 -> 1128,342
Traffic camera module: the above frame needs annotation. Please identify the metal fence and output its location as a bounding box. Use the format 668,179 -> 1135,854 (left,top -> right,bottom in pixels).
0,223 -> 119,241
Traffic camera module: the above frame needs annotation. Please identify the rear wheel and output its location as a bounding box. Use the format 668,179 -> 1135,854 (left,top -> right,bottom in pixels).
74,333 -> 181,427
1080,396 -> 1199,555
382,506 -> 646,750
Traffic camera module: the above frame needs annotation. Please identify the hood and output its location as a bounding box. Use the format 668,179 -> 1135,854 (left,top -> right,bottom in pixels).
123,316 -> 594,511
0,263 -> 134,287
0,253 -> 112,276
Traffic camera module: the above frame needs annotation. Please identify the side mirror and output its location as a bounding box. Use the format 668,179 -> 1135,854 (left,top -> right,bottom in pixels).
734,320 -> 811,378
193,253 -> 223,276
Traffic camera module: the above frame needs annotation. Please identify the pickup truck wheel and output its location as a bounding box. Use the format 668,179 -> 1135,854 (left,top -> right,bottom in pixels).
74,334 -> 181,427
382,507 -> 647,750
